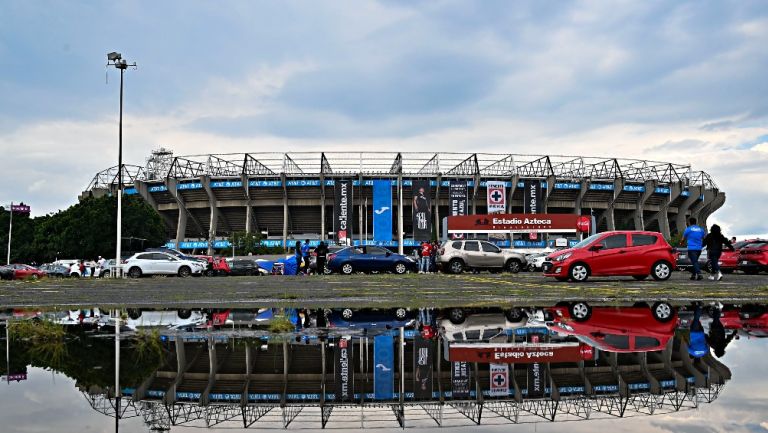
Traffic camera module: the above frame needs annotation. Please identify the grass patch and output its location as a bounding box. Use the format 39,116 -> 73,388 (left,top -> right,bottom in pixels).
268,315 -> 295,333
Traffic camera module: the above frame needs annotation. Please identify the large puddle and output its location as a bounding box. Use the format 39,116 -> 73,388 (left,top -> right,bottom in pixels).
1,302 -> 766,431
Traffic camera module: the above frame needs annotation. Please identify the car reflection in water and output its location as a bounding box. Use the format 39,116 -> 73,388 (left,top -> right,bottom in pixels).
0,301 -> 759,430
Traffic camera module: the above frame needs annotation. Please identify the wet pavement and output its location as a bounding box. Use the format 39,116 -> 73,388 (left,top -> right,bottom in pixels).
1,301 -> 767,432
1,272 -> 768,308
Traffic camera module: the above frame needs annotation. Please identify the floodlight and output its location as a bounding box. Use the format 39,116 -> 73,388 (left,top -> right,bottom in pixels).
107,52 -> 121,61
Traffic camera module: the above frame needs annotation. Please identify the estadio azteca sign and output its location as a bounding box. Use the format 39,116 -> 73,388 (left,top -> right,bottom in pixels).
449,342 -> 595,364
447,213 -> 589,234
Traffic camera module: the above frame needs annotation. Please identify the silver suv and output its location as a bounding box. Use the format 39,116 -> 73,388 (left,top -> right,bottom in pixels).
438,240 -> 527,274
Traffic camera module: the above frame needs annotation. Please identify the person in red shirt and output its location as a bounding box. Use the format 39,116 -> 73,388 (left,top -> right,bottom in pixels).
419,241 -> 432,274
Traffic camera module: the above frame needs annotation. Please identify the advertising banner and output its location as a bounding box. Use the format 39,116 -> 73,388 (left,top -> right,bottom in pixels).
449,180 -> 468,239
449,342 -> 595,364
334,180 -> 352,245
489,363 -> 509,397
10,204 -> 30,215
486,181 -> 506,214
373,180 -> 393,242
452,361 -> 471,399
447,213 -> 581,234
413,336 -> 433,399
527,363 -> 547,398
373,335 -> 395,400
523,180 -> 542,214
412,180 -> 432,241
334,338 -> 353,401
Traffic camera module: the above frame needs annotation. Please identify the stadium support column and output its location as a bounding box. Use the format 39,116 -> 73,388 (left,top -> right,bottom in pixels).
633,180 -> 656,230
434,174 -> 441,239
698,191 -> 725,229
692,188 -> 715,227
320,173 -> 326,241
604,178 -> 625,231
166,178 -> 189,248
359,173 -> 364,245
281,173 -> 288,252
471,174 -> 480,215
201,176 -> 220,255
575,180 -> 589,215
398,174 -> 404,255
649,182 -> 681,239
242,174 -> 253,234
507,175 -> 519,213
542,175 -> 556,212
675,185 -> 703,235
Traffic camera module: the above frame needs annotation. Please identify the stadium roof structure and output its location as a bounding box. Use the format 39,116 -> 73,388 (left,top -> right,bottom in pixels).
85,152 -> 718,190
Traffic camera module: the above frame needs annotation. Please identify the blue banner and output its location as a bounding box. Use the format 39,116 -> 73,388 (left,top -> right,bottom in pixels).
373,180 -> 392,241
374,335 -> 395,400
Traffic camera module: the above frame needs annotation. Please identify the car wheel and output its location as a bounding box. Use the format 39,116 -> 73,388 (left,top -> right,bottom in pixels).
101,271 -> 110,278
323,265 -> 332,275
395,308 -> 407,320
505,308 -> 524,323
30,274 -> 39,280
127,309 -> 141,320
244,269 -> 253,276
448,308 -> 466,325
505,259 -> 521,274
448,259 -> 464,274
128,267 -> 142,278
651,261 -> 672,281
177,309 -> 192,320
204,269 -> 214,277
393,262 -> 407,274
341,263 -> 354,275
651,302 -> 674,322
569,302 -> 592,322
527,263 -> 537,272
569,263 -> 590,282
178,266 -> 192,278
342,308 -> 353,320
632,275 -> 648,281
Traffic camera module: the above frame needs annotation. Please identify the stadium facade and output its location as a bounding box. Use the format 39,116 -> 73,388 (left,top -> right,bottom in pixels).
84,150 -> 724,253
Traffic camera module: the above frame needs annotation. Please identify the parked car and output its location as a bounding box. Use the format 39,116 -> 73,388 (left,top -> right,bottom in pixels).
542,231 -> 675,282
738,240 -> 768,275
327,246 -> 418,274
228,259 -> 266,276
309,246 -> 344,274
6,264 -> 47,280
146,247 -> 206,264
525,252 -> 550,272
38,263 -> 70,278
194,255 -> 232,276
719,304 -> 768,338
438,240 -> 527,274
326,308 -> 416,330
123,251 -> 206,278
719,240 -> 763,273
439,307 -> 529,342
675,248 -> 713,273
0,266 -> 14,280
543,302 -> 677,352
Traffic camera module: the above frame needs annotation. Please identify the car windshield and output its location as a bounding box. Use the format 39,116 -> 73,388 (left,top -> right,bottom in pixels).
572,234 -> 602,249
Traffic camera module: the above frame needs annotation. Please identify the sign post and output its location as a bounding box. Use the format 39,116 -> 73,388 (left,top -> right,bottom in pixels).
6,202 -> 11,266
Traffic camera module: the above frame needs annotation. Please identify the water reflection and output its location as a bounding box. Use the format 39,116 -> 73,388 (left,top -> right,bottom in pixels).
1,302 -> 765,430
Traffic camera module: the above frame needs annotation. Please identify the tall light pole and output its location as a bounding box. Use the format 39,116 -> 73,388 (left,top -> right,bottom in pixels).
107,52 -> 136,278
6,202 -> 12,266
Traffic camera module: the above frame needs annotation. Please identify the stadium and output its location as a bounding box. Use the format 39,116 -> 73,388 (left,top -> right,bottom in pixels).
83,150 -> 724,254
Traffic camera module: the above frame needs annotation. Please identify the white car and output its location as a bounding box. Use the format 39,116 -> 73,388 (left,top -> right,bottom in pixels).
526,253 -> 550,272
439,308 -> 529,342
123,251 -> 205,278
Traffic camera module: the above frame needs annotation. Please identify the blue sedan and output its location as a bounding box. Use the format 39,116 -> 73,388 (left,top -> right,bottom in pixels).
327,246 -> 418,275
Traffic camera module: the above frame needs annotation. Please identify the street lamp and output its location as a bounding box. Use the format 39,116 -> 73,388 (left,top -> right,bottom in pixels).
106,52 -> 136,278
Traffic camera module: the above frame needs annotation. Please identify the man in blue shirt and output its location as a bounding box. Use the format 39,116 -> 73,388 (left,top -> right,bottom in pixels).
682,217 -> 705,280
301,240 -> 311,274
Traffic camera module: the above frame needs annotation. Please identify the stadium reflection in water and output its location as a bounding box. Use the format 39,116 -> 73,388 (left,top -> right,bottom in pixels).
1,302 -> 766,431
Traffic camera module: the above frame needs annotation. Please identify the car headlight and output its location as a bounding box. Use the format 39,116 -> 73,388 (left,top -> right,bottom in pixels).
554,252 -> 572,262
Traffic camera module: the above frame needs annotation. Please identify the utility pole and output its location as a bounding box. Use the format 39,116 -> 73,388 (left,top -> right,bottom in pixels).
6,202 -> 12,265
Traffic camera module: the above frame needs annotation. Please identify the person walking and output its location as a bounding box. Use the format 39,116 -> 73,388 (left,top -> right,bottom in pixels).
687,304 -> 709,358
429,240 -> 439,273
315,241 -> 328,276
79,260 -> 86,278
294,241 -> 303,275
682,217 -> 705,280
97,256 -> 107,277
90,260 -> 96,278
703,224 -> 734,281
707,306 -> 738,357
301,240 -> 311,274
419,241 -> 432,274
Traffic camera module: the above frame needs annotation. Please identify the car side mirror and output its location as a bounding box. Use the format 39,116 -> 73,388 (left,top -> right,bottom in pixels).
589,244 -> 604,252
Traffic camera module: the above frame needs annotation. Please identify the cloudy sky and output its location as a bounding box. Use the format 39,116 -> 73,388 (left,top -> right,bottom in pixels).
1,1 -> 767,236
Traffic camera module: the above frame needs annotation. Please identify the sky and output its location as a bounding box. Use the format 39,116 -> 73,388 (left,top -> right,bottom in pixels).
0,1 -> 767,237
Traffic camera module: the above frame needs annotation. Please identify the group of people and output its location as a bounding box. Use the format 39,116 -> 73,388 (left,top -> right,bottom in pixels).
293,240 -> 329,275
418,240 -> 440,273
68,256 -> 109,277
681,217 -> 734,281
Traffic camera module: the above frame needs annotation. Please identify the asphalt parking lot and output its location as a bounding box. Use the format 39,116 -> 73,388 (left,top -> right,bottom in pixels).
1,271 -> 767,309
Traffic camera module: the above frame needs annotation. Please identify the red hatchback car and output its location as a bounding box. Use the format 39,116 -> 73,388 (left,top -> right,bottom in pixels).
544,302 -> 678,352
543,231 -> 675,282
8,264 -> 47,280
719,239 -> 760,273
737,240 -> 768,275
